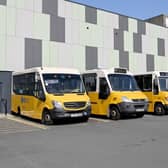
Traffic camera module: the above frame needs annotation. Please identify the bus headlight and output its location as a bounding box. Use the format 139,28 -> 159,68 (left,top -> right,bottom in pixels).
86,100 -> 91,107
122,96 -> 133,103
165,96 -> 168,101
52,101 -> 63,109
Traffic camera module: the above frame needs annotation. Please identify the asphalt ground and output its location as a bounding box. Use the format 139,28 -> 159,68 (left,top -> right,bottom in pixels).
0,114 -> 168,168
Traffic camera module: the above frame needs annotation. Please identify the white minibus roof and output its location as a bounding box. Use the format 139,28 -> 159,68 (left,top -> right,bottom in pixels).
83,67 -> 132,76
13,67 -> 81,76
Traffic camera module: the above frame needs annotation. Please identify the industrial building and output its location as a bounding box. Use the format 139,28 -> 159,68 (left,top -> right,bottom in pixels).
0,0 -> 168,113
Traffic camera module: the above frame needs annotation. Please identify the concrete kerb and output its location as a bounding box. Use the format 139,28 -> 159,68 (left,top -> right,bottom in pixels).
0,113 -> 48,130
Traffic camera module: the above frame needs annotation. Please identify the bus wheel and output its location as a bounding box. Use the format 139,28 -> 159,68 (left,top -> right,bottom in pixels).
110,107 -> 120,120
154,104 -> 165,115
136,113 -> 144,118
41,110 -> 54,125
17,107 -> 21,116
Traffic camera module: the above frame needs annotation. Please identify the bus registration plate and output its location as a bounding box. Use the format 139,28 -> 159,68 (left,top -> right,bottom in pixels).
71,113 -> 83,117
136,109 -> 144,112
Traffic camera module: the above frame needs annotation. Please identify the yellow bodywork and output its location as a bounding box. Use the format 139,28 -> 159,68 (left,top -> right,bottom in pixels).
11,93 -> 90,120
142,91 -> 168,113
88,91 -> 147,116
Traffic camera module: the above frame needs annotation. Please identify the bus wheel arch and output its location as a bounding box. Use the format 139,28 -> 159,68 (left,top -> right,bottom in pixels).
154,102 -> 165,115
109,105 -> 121,120
41,108 -> 54,125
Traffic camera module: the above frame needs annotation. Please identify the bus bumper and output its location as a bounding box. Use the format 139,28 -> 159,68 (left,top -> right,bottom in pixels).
118,102 -> 148,114
49,106 -> 91,120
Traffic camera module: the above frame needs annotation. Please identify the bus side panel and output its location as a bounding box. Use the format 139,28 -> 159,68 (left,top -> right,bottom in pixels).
88,92 -> 99,115
143,92 -> 154,112
11,94 -> 21,113
32,97 -> 48,120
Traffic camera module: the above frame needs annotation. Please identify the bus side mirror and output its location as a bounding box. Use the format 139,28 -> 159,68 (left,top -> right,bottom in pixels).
153,78 -> 159,95
37,90 -> 46,101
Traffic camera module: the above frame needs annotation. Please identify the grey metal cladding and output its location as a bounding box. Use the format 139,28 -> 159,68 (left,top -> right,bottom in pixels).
137,20 -> 146,34
25,38 -> 42,69
119,15 -> 128,31
42,0 -> 58,16
119,51 -> 129,69
114,29 -> 124,51
133,33 -> 142,53
86,46 -> 98,70
158,38 -> 165,56
0,0 -> 6,5
85,6 -> 97,24
146,54 -> 155,71
50,16 -> 65,42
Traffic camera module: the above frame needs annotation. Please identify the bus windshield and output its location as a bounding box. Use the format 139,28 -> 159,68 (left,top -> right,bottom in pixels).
108,74 -> 140,91
159,77 -> 168,91
43,74 -> 85,94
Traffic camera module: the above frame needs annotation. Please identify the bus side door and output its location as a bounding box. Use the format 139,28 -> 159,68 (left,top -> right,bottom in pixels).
97,77 -> 110,115
83,74 -> 98,115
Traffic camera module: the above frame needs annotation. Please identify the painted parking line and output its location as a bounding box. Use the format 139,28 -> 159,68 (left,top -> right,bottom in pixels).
89,117 -> 111,123
1,114 -> 48,130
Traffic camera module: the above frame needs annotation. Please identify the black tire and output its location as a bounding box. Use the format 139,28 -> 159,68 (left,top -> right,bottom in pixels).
17,107 -> 21,116
154,103 -> 165,115
82,116 -> 89,122
41,110 -> 54,125
110,106 -> 121,120
136,113 -> 144,118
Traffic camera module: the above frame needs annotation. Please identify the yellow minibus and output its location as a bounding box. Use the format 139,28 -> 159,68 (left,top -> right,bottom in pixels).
135,71 -> 168,115
11,67 -> 91,124
82,68 -> 148,120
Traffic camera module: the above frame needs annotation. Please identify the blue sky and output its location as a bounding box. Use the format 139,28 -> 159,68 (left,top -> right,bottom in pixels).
71,0 -> 168,20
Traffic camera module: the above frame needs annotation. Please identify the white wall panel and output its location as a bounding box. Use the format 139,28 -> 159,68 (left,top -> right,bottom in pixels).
155,56 -> 168,71
0,36 -> 6,70
128,18 -> 137,33
103,11 -> 119,29
58,43 -> 73,68
6,37 -> 24,71
71,3 -> 85,22
142,35 -> 157,55
129,53 -> 146,74
80,23 -> 103,47
7,0 -> 16,7
16,9 -> 33,38
33,13 -> 50,40
50,41 -> 59,67
24,0 -> 34,11
146,23 -> 161,38
65,18 -> 80,44
124,31 -> 133,52
16,0 -> 24,9
34,0 -> 42,13
97,10 -> 104,26
58,0 -> 65,17
42,40 -> 50,66
0,6 -> 6,35
71,45 -> 85,72
165,40 -> 168,57
64,1 -> 73,19
103,28 -> 114,49
98,48 -> 119,68
7,7 -> 16,36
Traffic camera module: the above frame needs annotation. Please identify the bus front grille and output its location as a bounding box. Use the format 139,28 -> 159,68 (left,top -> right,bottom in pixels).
64,102 -> 86,109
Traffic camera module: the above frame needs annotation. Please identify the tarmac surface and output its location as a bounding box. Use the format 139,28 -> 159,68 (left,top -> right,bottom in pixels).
0,114 -> 168,168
